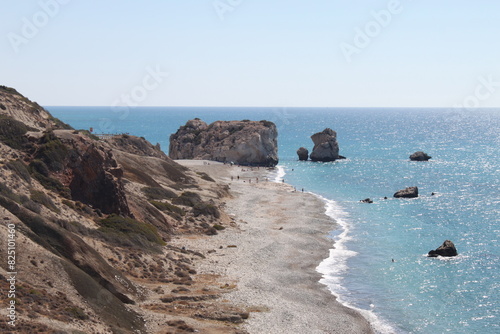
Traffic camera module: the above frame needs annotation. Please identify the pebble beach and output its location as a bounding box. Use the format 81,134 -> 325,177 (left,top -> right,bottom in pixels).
176,161 -> 373,334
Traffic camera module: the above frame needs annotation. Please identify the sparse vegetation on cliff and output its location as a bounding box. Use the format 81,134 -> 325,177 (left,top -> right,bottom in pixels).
98,214 -> 165,248
0,86 -> 243,333
142,186 -> 177,200
0,115 -> 32,149
6,159 -> 31,184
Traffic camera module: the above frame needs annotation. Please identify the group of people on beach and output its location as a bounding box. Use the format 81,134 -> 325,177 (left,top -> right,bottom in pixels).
230,175 -> 267,183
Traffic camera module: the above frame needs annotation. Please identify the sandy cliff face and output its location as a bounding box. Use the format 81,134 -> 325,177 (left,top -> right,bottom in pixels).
169,118 -> 279,167
0,86 -> 71,131
0,87 -> 247,333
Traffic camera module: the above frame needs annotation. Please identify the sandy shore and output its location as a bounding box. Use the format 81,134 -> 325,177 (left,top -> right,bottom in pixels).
176,161 -> 373,334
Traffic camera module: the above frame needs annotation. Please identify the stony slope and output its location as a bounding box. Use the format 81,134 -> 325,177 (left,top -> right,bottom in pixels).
0,87 -> 248,333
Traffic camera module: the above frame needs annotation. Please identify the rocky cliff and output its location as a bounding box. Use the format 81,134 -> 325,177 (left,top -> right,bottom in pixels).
0,87 -> 247,333
169,118 -> 278,167
0,85 -> 72,131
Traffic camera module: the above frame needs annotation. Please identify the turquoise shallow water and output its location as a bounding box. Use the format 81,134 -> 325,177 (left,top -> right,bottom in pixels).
48,106 -> 499,333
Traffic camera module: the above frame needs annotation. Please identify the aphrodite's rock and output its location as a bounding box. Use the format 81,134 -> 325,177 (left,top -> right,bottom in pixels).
428,240 -> 458,257
297,147 -> 309,161
309,128 -> 341,162
410,151 -> 432,161
169,119 -> 278,167
393,186 -> 419,198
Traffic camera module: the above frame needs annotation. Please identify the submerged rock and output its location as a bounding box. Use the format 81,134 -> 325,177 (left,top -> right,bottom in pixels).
169,119 -> 278,167
309,128 -> 341,162
410,151 -> 432,161
428,240 -> 458,257
393,186 -> 419,198
296,147 -> 309,161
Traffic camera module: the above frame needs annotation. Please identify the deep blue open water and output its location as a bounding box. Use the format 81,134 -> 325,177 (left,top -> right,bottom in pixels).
48,106 -> 499,334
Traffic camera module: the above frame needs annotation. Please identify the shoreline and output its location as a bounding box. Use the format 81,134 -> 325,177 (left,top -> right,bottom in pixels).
176,160 -> 373,334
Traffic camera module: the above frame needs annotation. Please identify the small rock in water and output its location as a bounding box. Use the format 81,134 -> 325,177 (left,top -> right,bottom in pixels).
360,198 -> 373,203
428,240 -> 458,257
393,186 -> 419,198
410,151 -> 432,161
296,147 -> 309,161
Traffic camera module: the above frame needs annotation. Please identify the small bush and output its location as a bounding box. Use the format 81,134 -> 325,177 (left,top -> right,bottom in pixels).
0,116 -> 31,149
30,189 -> 60,213
77,129 -> 99,141
0,182 -> 21,203
55,219 -> 89,235
196,172 -> 215,182
6,160 -> 31,184
142,187 -> 177,200
213,224 -> 225,231
172,191 -> 202,207
29,162 -> 71,198
193,202 -> 220,218
22,199 -> 42,214
150,201 -> 185,216
49,115 -> 73,130
62,199 -> 76,210
98,214 -> 165,247
29,159 -> 50,177
65,306 -> 89,320
36,131 -> 69,172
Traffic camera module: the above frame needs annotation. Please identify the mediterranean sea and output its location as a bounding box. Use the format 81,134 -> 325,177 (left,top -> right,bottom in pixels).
48,106 -> 499,334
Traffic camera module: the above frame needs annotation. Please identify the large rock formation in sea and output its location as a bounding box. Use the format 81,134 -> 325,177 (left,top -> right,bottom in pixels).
169,118 -> 278,167
428,240 -> 458,257
410,151 -> 432,161
393,186 -> 419,198
309,128 -> 342,162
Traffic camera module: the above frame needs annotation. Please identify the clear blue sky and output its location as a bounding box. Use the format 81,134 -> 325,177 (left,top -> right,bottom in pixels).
1,0 -> 499,108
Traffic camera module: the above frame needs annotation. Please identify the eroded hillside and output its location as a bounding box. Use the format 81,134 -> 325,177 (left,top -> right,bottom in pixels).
0,86 -> 247,334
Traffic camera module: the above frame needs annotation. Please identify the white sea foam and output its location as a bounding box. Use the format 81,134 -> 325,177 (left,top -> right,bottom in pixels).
272,165 -> 286,183
314,194 -> 401,334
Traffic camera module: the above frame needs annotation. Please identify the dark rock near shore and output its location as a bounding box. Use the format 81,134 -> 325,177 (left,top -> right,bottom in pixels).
410,151 -> 432,161
428,240 -> 458,257
393,186 -> 419,198
360,198 -> 373,203
309,128 -> 341,162
297,147 -> 309,161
